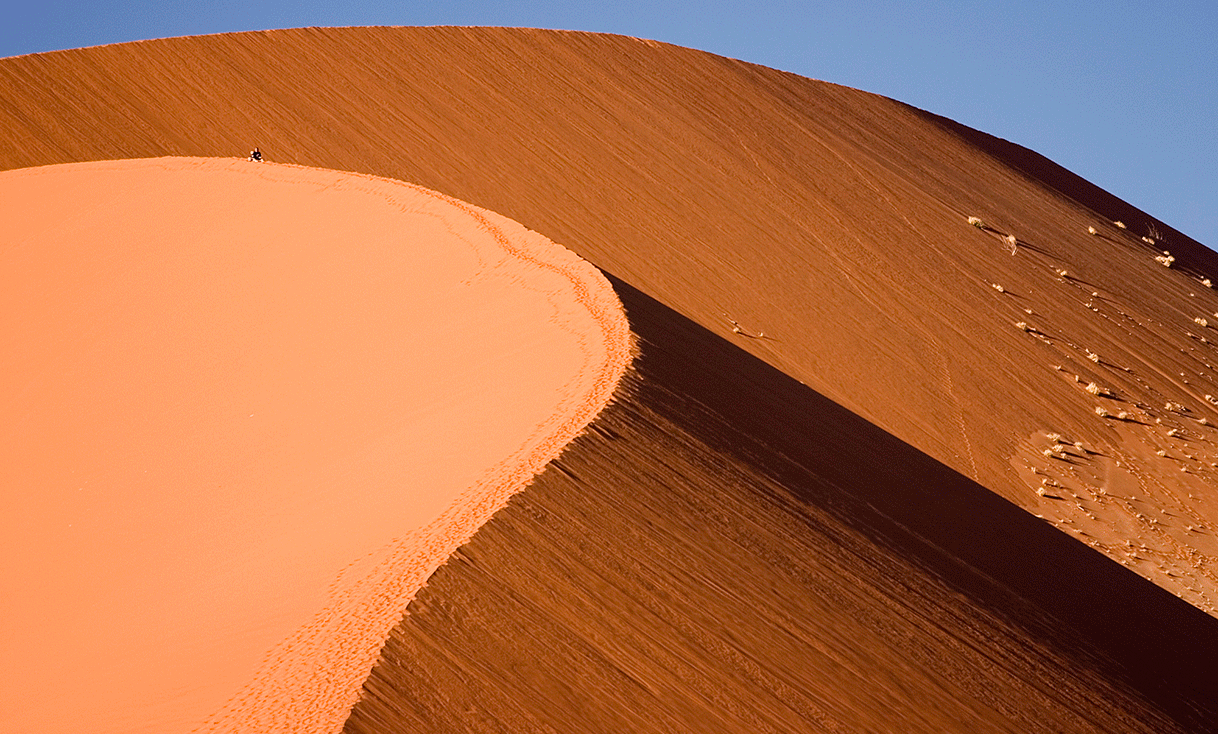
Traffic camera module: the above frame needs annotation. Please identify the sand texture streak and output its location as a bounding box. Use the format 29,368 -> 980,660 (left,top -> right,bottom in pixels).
0,157 -> 631,734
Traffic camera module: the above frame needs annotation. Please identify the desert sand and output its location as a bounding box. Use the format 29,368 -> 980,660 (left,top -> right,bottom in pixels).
0,157 -> 629,733
3,26 -> 1218,733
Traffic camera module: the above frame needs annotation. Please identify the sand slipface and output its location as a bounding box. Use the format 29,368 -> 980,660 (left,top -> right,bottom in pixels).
0,157 -> 630,734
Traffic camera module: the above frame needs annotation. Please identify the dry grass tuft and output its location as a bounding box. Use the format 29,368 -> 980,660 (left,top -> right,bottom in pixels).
968,216 -> 985,228
1016,321 -> 1030,332
1087,226 -> 1098,235
1095,406 -> 1110,418
1114,220 -> 1127,229
1155,252 -> 1175,267
1196,317 -> 1209,328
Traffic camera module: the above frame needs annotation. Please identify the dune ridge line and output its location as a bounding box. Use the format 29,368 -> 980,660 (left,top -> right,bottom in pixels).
187,158 -> 634,733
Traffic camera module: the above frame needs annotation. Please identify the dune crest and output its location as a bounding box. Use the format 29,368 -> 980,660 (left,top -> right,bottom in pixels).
0,157 -> 631,734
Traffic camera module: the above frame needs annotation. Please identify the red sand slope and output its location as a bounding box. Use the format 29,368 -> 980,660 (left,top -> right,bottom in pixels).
4,26 -> 1218,732
0,157 -> 629,733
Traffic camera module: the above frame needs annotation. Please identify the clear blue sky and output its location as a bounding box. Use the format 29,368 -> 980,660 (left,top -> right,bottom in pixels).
4,1 -> 1215,248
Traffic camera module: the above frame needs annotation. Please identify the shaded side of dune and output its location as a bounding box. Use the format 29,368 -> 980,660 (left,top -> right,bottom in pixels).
345,277 -> 1218,734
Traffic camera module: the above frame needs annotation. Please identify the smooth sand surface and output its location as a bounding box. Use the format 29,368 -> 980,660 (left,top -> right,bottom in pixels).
0,157 -> 629,734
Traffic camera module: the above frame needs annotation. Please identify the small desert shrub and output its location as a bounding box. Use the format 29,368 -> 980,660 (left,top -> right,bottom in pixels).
1016,321 -> 1030,331
1005,234 -> 1018,253
1114,221 -> 1127,229
1117,411 -> 1130,420
1167,428 -> 1179,437
1155,252 -> 1175,267
1057,269 -> 1069,278
992,283 -> 1005,293
1196,317 -> 1209,328
1203,279 -> 1213,288
968,216 -> 985,228
1087,351 -> 1100,363
1088,226 -> 1098,235
1085,382 -> 1108,396
1095,406 -> 1110,417
1142,236 -> 1156,245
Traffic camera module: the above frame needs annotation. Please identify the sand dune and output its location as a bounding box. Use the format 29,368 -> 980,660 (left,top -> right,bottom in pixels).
3,27 -> 1216,606
4,26 -> 1218,732
0,157 -> 629,733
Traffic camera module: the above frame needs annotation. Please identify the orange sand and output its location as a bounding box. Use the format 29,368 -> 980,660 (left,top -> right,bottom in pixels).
0,157 -> 630,733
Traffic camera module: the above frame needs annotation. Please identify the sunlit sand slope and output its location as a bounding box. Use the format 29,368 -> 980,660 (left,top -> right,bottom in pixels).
0,157 -> 629,734
3,27 -> 1217,606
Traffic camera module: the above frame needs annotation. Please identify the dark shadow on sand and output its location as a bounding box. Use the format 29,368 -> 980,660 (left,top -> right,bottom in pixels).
609,273 -> 1218,730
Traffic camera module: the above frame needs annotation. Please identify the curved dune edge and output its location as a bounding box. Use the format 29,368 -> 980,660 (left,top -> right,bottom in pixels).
0,157 -> 631,734
194,167 -> 634,734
